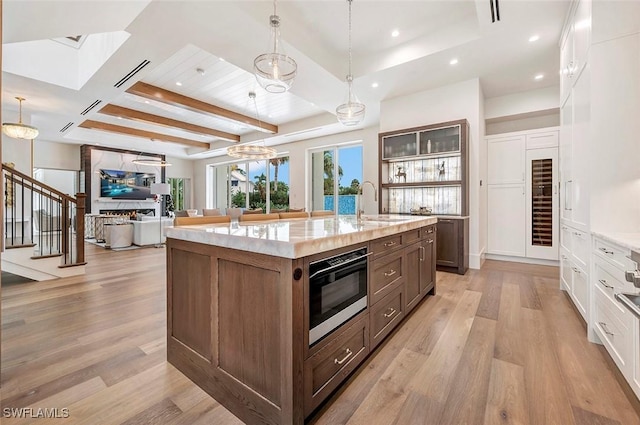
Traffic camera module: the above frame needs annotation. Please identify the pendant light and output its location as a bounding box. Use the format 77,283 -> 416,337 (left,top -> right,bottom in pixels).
131,158 -> 172,167
2,97 -> 39,139
227,92 -> 277,160
254,0 -> 297,93
336,0 -> 365,126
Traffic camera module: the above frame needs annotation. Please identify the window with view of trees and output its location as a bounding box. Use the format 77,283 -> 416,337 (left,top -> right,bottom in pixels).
311,145 -> 362,214
216,157 -> 290,212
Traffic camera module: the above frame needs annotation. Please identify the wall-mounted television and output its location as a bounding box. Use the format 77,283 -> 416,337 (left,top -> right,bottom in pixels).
99,169 -> 156,200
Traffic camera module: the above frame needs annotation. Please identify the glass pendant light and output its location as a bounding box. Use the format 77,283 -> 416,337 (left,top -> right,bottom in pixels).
227,92 -> 277,160
2,97 -> 39,139
336,0 -> 365,126
254,0 -> 297,93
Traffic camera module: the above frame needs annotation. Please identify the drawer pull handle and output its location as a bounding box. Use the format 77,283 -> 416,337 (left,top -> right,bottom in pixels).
572,267 -> 580,274
427,239 -> 434,244
599,279 -> 614,289
334,348 -> 353,365
427,228 -> 434,233
384,269 -> 397,277
599,322 -> 615,336
561,255 -> 568,260
419,246 -> 425,262
599,247 -> 614,255
383,308 -> 397,318
562,226 -> 568,230
384,241 -> 397,247
573,231 -> 582,236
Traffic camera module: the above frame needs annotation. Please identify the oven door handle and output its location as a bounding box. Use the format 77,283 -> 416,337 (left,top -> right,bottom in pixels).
309,252 -> 372,280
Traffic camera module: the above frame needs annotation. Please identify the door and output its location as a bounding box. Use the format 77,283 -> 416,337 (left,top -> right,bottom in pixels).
487,136 -> 525,185
488,184 -> 526,257
421,236 -> 435,294
436,219 -> 458,267
526,148 -> 558,260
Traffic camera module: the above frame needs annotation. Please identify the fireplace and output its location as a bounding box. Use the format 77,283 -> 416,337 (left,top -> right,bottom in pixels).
99,209 -> 155,220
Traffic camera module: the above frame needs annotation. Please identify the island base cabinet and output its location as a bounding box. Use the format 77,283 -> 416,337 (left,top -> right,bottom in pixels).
304,314 -> 369,416
167,239 -> 305,425
370,285 -> 405,350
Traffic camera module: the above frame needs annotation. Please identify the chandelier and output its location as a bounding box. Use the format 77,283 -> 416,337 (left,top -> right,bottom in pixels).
227,92 -> 277,160
336,0 -> 365,126
2,97 -> 39,140
132,158 -> 172,167
254,0 -> 297,93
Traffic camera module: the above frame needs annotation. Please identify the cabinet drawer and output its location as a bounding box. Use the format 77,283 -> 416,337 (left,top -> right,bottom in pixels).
593,238 -> 635,271
370,285 -> 404,350
370,254 -> 404,305
422,225 -> 436,239
304,315 -> 369,415
403,228 -> 422,245
371,234 -> 403,259
594,289 -> 632,372
570,228 -> 589,268
560,225 -> 572,252
594,258 -> 635,315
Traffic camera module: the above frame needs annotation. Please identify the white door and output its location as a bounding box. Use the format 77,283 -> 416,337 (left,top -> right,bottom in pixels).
488,184 -> 526,257
487,136 -> 525,185
526,148 -> 559,260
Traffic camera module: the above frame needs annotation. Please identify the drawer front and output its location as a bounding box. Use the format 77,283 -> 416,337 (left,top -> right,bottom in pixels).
571,229 -> 589,268
304,316 -> 369,415
594,258 -> 635,316
370,254 -> 404,305
370,285 -> 404,349
560,249 -> 572,292
421,225 -> 436,239
371,234 -> 403,259
593,238 -> 635,271
594,290 -> 632,372
403,228 -> 422,245
560,225 -> 572,252
571,263 -> 588,320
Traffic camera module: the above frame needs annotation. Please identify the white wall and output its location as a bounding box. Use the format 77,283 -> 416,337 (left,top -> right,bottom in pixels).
381,78 -> 484,269
484,86 -> 559,120
194,126 -> 380,215
34,140 -> 81,170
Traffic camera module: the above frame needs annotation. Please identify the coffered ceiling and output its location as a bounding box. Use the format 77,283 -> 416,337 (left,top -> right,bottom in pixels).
1,0 -> 570,160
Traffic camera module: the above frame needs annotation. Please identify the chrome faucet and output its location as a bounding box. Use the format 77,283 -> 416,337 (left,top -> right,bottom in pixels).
357,180 -> 378,221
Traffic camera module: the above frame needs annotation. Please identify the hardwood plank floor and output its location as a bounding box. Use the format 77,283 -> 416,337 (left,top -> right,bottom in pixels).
1,247 -> 639,424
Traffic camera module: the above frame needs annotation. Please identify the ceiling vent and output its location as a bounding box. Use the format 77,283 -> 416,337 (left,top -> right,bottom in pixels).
80,100 -> 102,116
59,122 -> 74,132
490,0 -> 501,23
114,60 -> 151,88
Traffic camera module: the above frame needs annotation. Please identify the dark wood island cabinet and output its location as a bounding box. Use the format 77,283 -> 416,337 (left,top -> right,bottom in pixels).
165,215 -> 437,425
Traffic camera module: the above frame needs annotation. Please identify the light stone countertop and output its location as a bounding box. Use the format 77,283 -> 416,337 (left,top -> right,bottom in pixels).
165,214 -> 437,259
591,231 -> 640,252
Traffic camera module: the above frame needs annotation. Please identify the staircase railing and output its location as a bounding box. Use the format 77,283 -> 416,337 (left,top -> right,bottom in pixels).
2,163 -> 86,267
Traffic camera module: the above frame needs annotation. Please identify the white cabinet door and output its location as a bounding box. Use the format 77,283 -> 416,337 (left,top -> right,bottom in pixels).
560,93 -> 573,223
488,184 -> 526,257
571,263 -> 588,320
526,148 -> 558,260
560,27 -> 574,105
634,317 -> 640,399
560,250 -> 572,291
487,136 -> 525,185
572,65 -> 590,230
573,0 -> 591,78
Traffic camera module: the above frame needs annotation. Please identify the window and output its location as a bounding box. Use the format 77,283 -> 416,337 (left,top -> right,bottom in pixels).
310,144 -> 362,215
167,178 -> 190,212
210,157 -> 290,212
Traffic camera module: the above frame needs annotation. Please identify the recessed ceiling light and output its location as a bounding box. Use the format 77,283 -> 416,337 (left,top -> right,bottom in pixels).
529,34 -> 540,42
391,29 -> 400,38
176,81 -> 182,86
371,82 -> 379,88
449,58 -> 459,65
535,74 -> 544,80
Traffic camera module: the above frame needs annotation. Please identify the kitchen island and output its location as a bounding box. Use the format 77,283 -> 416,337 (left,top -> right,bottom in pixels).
165,214 -> 437,424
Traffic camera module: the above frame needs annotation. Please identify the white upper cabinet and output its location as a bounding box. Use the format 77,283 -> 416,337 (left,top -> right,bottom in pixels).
487,136 -> 525,185
560,0 -> 592,104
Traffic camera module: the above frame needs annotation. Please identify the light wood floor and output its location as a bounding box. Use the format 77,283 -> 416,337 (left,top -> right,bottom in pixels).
1,244 -> 639,424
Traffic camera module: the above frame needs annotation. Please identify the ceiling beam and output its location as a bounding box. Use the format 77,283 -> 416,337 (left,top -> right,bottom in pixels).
126,82 -> 278,134
99,104 -> 240,142
78,120 -> 211,149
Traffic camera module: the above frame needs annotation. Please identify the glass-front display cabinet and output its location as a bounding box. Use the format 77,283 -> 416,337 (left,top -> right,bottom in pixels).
379,119 -> 469,216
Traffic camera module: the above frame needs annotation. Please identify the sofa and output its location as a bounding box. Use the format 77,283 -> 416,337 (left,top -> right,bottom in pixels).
128,218 -> 173,245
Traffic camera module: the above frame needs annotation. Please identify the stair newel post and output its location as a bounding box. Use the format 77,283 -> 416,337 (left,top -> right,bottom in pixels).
61,197 -> 70,265
75,193 -> 86,264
